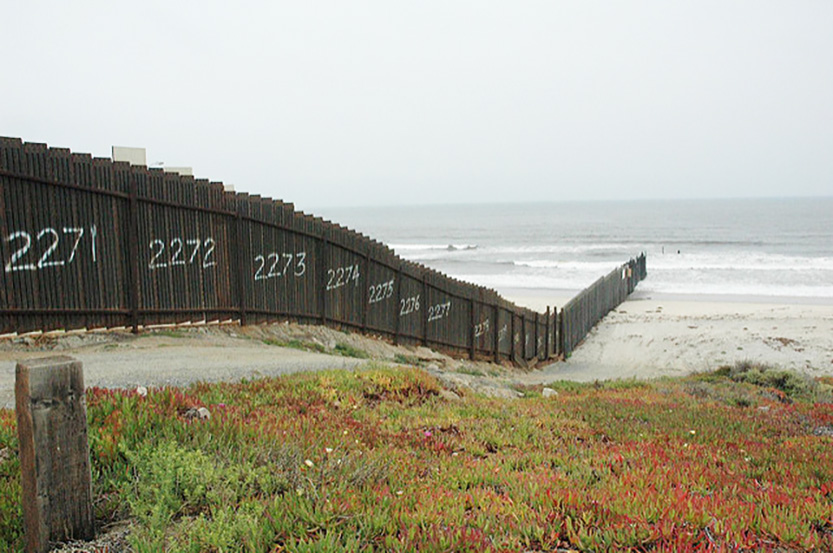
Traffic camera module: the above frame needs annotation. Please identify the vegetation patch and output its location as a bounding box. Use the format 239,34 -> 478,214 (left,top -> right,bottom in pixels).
263,338 -> 327,354
2,365 -> 832,551
393,353 -> 422,366
704,360 -> 833,403
334,343 -> 369,359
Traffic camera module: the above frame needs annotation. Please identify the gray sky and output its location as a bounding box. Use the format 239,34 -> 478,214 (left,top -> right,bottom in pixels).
2,1 -> 832,211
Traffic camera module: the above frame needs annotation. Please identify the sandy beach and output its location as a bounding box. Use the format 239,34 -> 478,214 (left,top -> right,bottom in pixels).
507,289 -> 833,384
2,289 -> 831,409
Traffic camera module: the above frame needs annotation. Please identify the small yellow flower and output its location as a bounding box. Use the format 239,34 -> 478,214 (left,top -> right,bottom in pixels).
304,459 -> 314,468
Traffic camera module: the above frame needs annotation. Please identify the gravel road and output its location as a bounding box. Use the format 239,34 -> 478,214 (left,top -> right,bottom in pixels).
0,324 -> 405,409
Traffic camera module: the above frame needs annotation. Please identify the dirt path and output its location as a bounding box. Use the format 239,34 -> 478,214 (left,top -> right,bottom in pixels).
0,322 -> 526,409
8,296 -> 828,408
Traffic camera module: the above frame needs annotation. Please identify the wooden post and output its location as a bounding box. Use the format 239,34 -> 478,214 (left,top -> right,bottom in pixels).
15,356 -> 95,553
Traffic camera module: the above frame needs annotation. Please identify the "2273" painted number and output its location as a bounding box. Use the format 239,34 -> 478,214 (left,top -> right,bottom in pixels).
254,251 -> 306,281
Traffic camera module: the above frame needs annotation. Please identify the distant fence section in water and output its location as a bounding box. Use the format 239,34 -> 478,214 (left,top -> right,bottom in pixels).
0,137 -> 645,364
559,253 -> 647,358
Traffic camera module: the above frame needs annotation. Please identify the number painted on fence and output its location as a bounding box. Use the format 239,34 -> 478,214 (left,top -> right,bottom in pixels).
368,278 -> 394,304
399,294 -> 420,316
326,263 -> 360,291
253,251 -> 307,281
148,236 -> 216,270
427,300 -> 452,322
4,226 -> 98,273
498,324 -> 508,342
474,318 -> 491,338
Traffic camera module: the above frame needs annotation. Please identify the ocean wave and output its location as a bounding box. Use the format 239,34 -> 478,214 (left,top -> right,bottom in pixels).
390,243 -> 478,252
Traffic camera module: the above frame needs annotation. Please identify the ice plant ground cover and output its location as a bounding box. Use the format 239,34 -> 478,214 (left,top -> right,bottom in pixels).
1,364 -> 832,552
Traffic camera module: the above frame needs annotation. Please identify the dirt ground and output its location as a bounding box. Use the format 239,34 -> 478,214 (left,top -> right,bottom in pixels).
1,321 -> 538,409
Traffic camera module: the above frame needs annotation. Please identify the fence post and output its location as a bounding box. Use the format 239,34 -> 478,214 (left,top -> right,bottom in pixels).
16,356 -> 95,553
393,264 -> 402,345
421,274 -> 428,347
493,304 -> 500,364
233,211 -> 248,326
128,178 -> 141,333
469,299 -> 476,360
361,252 -> 370,332
522,313 -> 527,361
319,231 -> 329,326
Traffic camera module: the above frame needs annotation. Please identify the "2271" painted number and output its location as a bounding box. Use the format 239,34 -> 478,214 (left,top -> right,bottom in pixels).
4,226 -> 97,273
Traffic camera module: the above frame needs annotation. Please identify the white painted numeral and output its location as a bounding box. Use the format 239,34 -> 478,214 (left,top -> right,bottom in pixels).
399,294 -> 420,316
326,263 -> 361,292
252,250 -> 307,281
427,300 -> 452,322
368,278 -> 395,304
148,236 -> 217,271
4,225 -> 98,273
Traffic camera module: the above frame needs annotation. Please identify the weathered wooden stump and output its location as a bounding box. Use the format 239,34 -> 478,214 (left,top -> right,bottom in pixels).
15,356 -> 95,553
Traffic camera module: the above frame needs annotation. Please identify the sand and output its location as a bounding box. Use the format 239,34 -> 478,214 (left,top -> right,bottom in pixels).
506,290 -> 833,384
2,291 -> 831,407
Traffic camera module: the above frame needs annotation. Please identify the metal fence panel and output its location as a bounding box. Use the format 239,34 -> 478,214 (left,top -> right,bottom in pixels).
1,137 -> 646,367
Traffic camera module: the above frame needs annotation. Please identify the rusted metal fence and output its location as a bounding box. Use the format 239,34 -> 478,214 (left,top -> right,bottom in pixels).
0,137 -> 645,364
559,253 -> 647,357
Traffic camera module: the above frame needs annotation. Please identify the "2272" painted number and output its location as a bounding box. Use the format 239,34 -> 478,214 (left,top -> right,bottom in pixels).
148,237 -> 216,270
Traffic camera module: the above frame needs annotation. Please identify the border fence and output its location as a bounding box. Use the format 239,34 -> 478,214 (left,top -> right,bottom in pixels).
1,137 -> 645,364
559,254 -> 647,358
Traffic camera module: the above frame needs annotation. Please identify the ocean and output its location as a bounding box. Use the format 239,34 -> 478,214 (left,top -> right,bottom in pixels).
318,198 -> 833,304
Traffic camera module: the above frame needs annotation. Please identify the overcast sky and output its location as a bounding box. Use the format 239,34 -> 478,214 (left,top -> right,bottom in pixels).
2,1 -> 831,211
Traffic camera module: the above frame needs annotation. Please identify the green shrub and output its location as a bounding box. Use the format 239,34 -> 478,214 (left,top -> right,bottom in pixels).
717,361 -> 820,401
394,353 -> 421,366
334,343 -> 369,359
